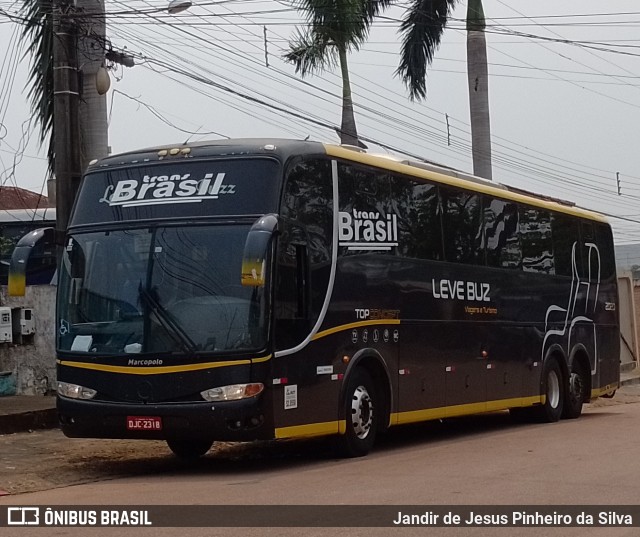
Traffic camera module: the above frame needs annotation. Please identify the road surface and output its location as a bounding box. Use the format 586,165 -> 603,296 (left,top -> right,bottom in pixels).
2,385 -> 640,537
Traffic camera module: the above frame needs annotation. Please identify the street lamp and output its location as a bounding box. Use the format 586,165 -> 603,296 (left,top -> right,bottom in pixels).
167,0 -> 192,14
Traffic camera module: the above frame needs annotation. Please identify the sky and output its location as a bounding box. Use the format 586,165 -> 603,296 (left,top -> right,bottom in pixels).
2,0 -> 640,249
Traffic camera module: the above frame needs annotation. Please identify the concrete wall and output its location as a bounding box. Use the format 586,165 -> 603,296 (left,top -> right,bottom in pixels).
634,282 -> 640,367
0,285 -> 56,395
618,275 -> 638,370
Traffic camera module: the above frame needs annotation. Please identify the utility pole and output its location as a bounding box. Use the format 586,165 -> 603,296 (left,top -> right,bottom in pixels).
52,0 -> 108,253
52,0 -> 82,251
77,0 -> 108,171
467,0 -> 492,180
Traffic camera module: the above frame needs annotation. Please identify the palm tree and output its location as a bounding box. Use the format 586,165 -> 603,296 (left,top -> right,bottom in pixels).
20,0 -> 108,216
19,0 -> 108,207
284,0 -> 392,147
465,0 -> 492,179
397,0 -> 458,101
19,0 -> 54,173
397,0 -> 492,179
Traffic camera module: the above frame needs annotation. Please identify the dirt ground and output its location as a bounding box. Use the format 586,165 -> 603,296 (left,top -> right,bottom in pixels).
1,384 -> 639,497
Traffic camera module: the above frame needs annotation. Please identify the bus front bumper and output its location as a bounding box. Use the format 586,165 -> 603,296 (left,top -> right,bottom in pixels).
57,396 -> 272,441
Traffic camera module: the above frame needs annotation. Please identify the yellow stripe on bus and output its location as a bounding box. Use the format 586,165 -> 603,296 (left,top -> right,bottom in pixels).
591,383 -> 619,398
312,319 -> 401,341
275,420 -> 346,439
276,396 -> 545,439
57,355 -> 272,375
392,395 -> 544,425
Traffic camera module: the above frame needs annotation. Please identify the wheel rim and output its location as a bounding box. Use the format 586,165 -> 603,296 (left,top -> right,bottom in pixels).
547,369 -> 561,409
350,385 -> 373,440
569,371 -> 584,405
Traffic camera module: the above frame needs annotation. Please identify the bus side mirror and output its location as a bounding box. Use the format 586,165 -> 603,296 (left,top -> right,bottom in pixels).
8,227 -> 56,296
241,214 -> 278,287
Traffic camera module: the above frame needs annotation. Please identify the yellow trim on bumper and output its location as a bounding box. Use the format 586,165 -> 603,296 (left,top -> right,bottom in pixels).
591,382 -> 619,398
57,354 -> 272,375
275,420 -> 345,439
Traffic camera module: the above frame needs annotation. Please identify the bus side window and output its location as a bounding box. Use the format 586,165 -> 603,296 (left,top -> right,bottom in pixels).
594,223 -> 616,282
392,177 -> 443,261
441,187 -> 482,265
551,214 -> 581,277
580,221 -> 598,283
483,196 -> 521,269
276,157 -> 333,350
338,161 -> 393,257
520,206 -> 554,274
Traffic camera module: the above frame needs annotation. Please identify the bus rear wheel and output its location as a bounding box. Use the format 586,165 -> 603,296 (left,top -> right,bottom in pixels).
167,438 -> 214,459
563,360 -> 588,419
532,358 -> 564,423
336,368 -> 377,458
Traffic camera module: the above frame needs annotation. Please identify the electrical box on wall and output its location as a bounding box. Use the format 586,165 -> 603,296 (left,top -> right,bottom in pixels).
19,308 -> 35,336
10,307 -> 36,345
0,307 -> 12,343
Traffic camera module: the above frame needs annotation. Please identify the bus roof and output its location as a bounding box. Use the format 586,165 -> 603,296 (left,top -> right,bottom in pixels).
85,138 -> 606,224
0,208 -> 56,223
324,144 -> 607,224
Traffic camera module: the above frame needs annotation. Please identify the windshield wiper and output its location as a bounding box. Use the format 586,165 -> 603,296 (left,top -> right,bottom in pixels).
138,285 -> 198,356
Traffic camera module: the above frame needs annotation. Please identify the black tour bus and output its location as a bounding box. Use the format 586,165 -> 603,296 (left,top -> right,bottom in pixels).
52,139 -> 619,458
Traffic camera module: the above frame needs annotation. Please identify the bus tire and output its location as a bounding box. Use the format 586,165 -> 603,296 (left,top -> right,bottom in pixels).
167,438 -> 214,459
533,358 -> 564,423
563,359 -> 588,419
337,368 -> 377,458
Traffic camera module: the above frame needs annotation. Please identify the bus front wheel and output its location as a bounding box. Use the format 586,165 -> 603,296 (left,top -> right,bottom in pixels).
337,368 -> 377,458
167,438 -> 214,459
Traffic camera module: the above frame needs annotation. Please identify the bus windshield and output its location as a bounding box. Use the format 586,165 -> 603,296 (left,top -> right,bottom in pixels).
58,225 -> 269,356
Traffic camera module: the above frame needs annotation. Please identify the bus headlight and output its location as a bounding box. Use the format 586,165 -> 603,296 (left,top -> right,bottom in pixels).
201,383 -> 264,402
57,381 -> 97,400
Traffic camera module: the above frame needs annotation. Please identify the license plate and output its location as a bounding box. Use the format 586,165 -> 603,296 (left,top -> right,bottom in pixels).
126,416 -> 162,431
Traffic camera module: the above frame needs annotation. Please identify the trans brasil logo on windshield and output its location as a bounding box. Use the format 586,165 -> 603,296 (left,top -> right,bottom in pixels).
99,172 -> 236,208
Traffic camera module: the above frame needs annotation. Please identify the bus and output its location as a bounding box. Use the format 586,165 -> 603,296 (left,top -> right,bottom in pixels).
1,208 -> 56,287
52,139 -> 619,458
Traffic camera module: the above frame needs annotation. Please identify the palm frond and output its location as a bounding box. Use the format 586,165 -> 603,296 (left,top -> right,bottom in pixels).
19,0 -> 54,173
397,0 -> 458,100
362,0 -> 395,27
283,28 -> 336,77
292,0 -> 381,48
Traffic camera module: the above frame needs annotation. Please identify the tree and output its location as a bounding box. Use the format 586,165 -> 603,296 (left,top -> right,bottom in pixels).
20,0 -> 108,175
19,0 -> 54,173
284,0 -> 392,147
466,0 -> 492,179
397,0 -> 492,179
397,0 -> 458,101
76,0 -> 109,171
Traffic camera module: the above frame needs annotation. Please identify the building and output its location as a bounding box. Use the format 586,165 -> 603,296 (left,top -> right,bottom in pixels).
0,186 -> 55,395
